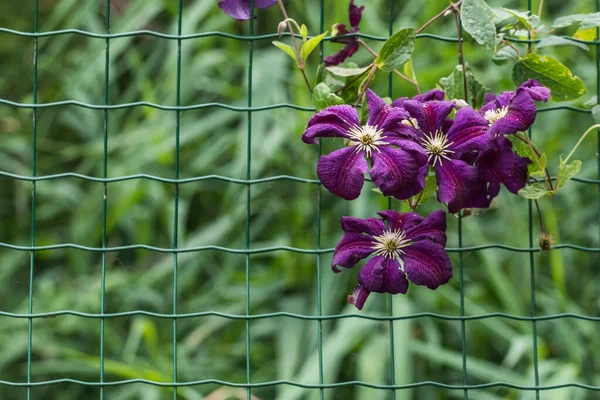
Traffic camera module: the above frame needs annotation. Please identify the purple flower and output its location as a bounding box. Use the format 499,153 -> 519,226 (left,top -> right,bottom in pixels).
302,90 -> 428,200
331,210 -> 452,310
324,0 -> 364,66
400,100 -> 493,213
475,135 -> 530,195
218,0 -> 278,20
480,79 -> 550,136
390,88 -> 445,108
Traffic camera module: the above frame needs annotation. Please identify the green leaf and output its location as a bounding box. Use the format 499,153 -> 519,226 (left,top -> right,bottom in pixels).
300,32 -> 327,66
300,24 -> 308,41
518,183 -> 550,199
438,64 -> 490,109
535,35 -> 589,51
592,104 -> 600,123
501,8 -> 541,31
556,158 -> 582,189
461,0 -> 497,50
492,45 -> 519,65
512,53 -> 586,102
312,83 -> 344,111
272,41 -> 297,64
574,27 -> 596,41
553,12 -> 600,30
506,134 -> 545,177
529,153 -> 547,177
418,171 -> 438,205
325,65 -> 371,77
375,28 -> 416,72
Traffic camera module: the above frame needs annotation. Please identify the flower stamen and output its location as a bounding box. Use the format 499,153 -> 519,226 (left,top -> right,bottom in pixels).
347,124 -> 388,158
421,129 -> 455,167
401,117 -> 420,130
484,106 -> 509,125
372,229 -> 411,259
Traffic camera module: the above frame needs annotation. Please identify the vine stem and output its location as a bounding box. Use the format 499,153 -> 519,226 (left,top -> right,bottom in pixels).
276,0 -> 313,92
533,199 -> 545,234
354,63 -> 378,107
515,133 -> 554,192
416,0 -> 464,35
357,39 -> 420,93
451,1 -> 468,102
563,124 -> 600,165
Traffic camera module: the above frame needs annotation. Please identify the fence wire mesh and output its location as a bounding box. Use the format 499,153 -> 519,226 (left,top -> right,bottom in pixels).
0,0 -> 599,399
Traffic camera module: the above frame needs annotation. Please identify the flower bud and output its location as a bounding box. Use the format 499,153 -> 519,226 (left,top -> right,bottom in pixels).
277,20 -> 287,38
452,99 -> 469,109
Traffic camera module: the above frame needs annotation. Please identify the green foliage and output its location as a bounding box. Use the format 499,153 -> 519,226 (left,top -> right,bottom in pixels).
375,28 -> 416,72
312,82 -> 344,110
512,53 -> 587,102
439,64 -> 490,108
299,32 -> 327,67
556,158 -> 582,190
518,183 -> 550,199
462,0 -> 497,50
553,12 -> 600,30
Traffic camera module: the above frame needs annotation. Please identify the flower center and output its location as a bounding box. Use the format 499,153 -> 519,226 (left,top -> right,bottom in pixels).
421,129 -> 455,166
401,117 -> 420,130
347,124 -> 388,158
484,106 -> 509,125
372,229 -> 411,259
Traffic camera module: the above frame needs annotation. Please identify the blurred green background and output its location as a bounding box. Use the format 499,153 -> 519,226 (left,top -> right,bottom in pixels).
0,0 -> 599,399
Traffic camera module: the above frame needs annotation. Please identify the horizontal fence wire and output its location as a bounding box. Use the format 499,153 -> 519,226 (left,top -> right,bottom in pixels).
1,0 -> 599,397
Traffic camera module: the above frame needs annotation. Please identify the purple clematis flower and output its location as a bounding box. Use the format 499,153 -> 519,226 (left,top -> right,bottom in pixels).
302,90 -> 428,200
331,210 -> 452,310
400,100 -> 493,213
218,0 -> 278,20
324,0 -> 364,66
480,79 -> 550,136
390,88 -> 445,108
475,135 -> 530,195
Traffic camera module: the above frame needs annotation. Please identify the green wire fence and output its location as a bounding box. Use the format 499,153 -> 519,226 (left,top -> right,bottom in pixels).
0,0 -> 599,399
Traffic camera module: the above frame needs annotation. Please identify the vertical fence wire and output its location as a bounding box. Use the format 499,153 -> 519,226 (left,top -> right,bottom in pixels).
26,2 -> 40,400
246,2 -> 255,399
387,2 -> 397,400
99,1 -> 111,399
527,1 -> 541,399
172,0 -> 184,398
317,1 -> 325,399
596,0 -> 600,252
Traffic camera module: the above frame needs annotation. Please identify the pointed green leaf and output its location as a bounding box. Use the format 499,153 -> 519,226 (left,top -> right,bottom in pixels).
535,35 -> 589,51
375,28 -> 416,72
312,82 -> 344,111
553,12 -> 600,30
438,64 -> 490,109
417,171 -> 438,205
529,153 -> 547,177
461,0 -> 497,50
518,183 -> 550,200
272,41 -> 297,64
300,32 -> 327,65
501,8 -> 540,31
300,24 -> 308,41
512,53 -> 586,102
556,159 -> 582,189
325,65 -> 371,77
592,104 -> 600,123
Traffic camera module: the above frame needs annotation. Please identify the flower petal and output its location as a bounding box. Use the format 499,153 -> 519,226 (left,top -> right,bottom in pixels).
403,100 -> 455,135
331,232 -> 375,272
391,89 -> 445,108
218,0 -> 277,20
366,89 -> 390,127
519,79 -> 550,102
403,241 -> 452,289
348,284 -> 371,310
377,210 -> 424,232
317,146 -> 368,200
358,256 -> 409,294
302,105 -> 359,144
435,159 -> 480,214
488,89 -> 536,136
405,210 -> 447,246
324,43 -> 360,66
446,107 -> 493,154
477,137 -> 530,194
341,216 -> 386,236
370,146 -> 424,200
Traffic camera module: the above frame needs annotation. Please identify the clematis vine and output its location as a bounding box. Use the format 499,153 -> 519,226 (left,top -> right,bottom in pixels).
331,210 -> 452,310
302,90 -> 428,200
324,0 -> 365,66
218,0 -> 278,20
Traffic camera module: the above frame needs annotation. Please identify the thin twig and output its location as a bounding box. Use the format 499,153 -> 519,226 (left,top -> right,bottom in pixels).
416,0 -> 464,34
533,199 -> 545,233
537,0 -> 544,18
451,2 -> 468,102
515,133 -> 554,191
354,63 -> 378,107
